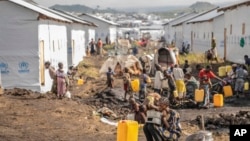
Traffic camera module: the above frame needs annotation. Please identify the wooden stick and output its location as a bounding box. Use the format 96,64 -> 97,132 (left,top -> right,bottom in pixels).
200,114 -> 205,130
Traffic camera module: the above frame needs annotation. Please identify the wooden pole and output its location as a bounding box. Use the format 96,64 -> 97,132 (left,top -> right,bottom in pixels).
224,28 -> 227,61
200,114 -> 205,130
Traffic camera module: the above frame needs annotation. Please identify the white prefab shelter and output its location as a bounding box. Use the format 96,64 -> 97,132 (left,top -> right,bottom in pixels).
218,0 -> 250,63
172,8 -> 218,49
163,12 -> 197,45
46,9 -> 96,66
0,0 -> 72,92
187,8 -> 224,58
78,13 -> 119,44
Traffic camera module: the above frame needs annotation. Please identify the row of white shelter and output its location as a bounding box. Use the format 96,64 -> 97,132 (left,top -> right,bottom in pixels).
0,0 -> 119,92
164,0 -> 250,64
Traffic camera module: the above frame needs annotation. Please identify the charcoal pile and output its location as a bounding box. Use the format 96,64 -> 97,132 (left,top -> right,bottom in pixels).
4,88 -> 39,96
192,111 -> 250,130
86,88 -> 131,119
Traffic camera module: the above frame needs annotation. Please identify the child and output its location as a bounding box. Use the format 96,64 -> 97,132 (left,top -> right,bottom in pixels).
106,67 -> 115,88
123,68 -> 131,101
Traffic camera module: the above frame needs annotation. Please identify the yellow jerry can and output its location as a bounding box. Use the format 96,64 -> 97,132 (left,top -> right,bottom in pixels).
77,79 -> 84,85
213,94 -> 224,107
223,85 -> 233,97
244,82 -> 249,91
131,79 -> 139,92
218,66 -> 226,77
225,65 -> 232,73
117,120 -> 139,141
195,89 -> 204,102
173,90 -> 178,98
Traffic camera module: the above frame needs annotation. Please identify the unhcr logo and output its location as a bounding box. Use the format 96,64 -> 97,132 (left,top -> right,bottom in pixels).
18,61 -> 30,73
0,62 -> 9,74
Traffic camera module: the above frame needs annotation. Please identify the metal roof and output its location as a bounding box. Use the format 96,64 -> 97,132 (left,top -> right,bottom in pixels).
162,12 -> 196,25
9,0 -> 72,23
172,7 -> 219,26
45,8 -> 95,26
79,13 -> 119,26
218,0 -> 250,12
140,25 -> 164,30
187,8 -> 224,24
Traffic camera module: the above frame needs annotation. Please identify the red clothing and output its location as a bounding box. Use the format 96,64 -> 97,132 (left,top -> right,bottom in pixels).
199,69 -> 216,83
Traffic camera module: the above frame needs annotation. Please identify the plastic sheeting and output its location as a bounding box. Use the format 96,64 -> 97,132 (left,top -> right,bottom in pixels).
0,1 -> 68,92
99,55 -> 142,75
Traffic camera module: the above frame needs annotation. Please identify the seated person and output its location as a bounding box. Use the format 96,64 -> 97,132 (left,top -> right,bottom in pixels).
159,98 -> 182,140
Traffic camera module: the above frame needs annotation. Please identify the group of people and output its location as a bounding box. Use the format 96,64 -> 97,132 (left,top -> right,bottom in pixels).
87,38 -> 104,56
45,62 -> 77,99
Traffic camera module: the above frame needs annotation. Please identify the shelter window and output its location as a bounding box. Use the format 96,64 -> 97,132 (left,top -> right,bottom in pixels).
242,23 -> 245,35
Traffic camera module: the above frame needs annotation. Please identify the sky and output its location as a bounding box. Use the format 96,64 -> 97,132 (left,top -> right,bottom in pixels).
34,0 -> 239,8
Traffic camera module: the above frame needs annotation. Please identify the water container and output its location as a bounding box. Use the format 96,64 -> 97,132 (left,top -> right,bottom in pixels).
77,79 -> 84,85
146,110 -> 162,125
213,94 -> 223,107
195,89 -> 204,102
186,131 -> 214,141
244,82 -> 249,91
223,85 -> 233,97
131,79 -> 139,92
218,66 -> 226,77
225,65 -> 232,73
173,90 -> 178,98
117,120 -> 139,141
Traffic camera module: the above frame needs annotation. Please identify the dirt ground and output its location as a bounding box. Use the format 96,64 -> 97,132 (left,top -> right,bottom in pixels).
0,52 -> 249,141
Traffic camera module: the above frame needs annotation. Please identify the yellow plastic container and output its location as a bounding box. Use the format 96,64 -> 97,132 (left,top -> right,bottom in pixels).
225,65 -> 232,73
77,79 -> 84,85
173,90 -> 178,98
117,120 -> 139,141
218,66 -> 226,77
213,94 -> 224,107
195,89 -> 204,102
131,79 -> 139,92
244,82 -> 249,91
223,85 -> 233,97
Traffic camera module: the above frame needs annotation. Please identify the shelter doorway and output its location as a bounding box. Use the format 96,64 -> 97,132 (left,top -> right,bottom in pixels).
39,40 -> 45,86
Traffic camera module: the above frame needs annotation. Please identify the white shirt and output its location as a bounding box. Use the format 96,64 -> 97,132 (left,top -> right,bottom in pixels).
173,68 -> 184,80
154,70 -> 164,89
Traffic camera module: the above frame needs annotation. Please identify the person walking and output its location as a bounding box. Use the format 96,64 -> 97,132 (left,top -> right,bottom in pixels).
123,68 -> 131,101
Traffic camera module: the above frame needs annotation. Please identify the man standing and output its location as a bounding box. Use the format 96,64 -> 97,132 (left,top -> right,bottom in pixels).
198,65 -> 225,108
97,38 -> 103,56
